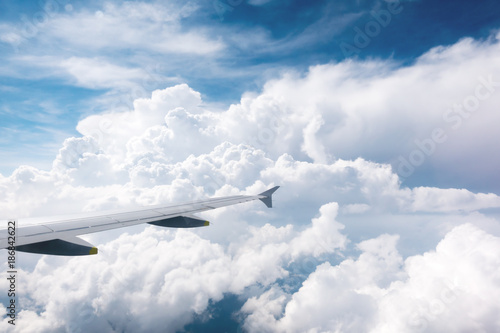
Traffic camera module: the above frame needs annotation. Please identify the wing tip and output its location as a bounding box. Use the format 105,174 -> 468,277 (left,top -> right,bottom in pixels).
258,186 -> 280,208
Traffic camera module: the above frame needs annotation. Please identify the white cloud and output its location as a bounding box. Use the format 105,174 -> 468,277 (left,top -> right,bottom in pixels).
1,2 -> 223,56
374,223 -> 500,332
1,29 -> 500,332
289,202 -> 346,258
1,131 -> 499,331
0,199 -> 348,332
64,31 -> 500,191
184,34 -> 500,190
1,74 -> 499,221
4,5 -> 499,196
59,57 -> 149,90
77,83 -> 206,161
0,1 -> 224,116
241,223 -> 500,333
410,187 -> 500,213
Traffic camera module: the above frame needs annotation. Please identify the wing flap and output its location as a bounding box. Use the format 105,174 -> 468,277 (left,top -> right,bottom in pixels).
148,215 -> 209,228
15,237 -> 98,256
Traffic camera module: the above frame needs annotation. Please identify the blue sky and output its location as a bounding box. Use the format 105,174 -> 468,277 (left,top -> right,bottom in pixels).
2,1 -> 500,332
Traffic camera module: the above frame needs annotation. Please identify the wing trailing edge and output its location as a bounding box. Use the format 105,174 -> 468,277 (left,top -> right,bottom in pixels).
1,186 -> 280,256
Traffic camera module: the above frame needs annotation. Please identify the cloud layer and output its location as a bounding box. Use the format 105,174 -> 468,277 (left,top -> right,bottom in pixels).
71,32 -> 500,192
241,223 -> 500,333
1,30 -> 500,332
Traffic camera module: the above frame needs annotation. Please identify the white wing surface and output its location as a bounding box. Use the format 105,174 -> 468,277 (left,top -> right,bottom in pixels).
0,186 -> 279,256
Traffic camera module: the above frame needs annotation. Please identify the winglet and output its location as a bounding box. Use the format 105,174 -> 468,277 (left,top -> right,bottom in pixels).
258,186 -> 280,208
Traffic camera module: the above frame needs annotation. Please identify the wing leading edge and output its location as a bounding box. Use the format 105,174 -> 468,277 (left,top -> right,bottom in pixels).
0,186 -> 279,256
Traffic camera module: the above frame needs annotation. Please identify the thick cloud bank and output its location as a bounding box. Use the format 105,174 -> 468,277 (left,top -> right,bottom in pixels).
72,32 -> 500,192
1,33 -> 500,332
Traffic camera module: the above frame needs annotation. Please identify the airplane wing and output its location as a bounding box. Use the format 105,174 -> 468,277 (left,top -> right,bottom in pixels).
0,186 -> 279,256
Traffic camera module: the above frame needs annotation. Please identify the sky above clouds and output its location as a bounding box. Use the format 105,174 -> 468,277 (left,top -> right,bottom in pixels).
1,0 -> 500,332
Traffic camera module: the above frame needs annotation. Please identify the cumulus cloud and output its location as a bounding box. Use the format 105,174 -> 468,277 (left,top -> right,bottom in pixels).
70,32 -> 500,192
2,139 -> 499,222
3,2 -> 499,192
1,135 -> 499,332
241,233 -> 403,333
0,199 -> 348,333
77,84 -> 207,162
241,223 -> 500,333
1,66 -> 499,219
